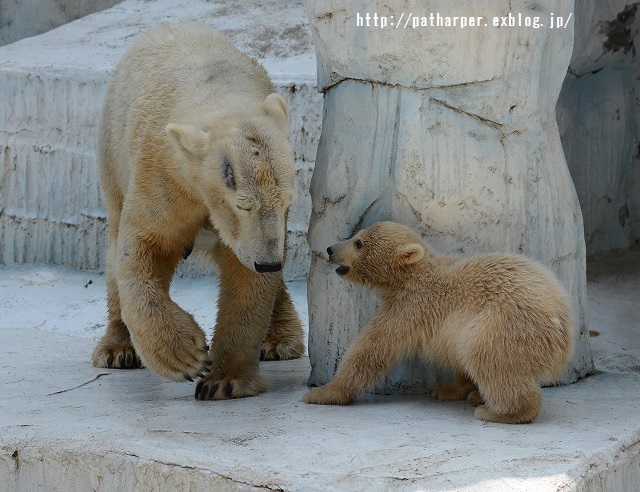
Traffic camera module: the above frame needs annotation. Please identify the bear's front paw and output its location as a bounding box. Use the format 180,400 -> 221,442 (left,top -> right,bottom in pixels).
143,339 -> 210,383
303,385 -> 354,405
92,339 -> 142,369
131,310 -> 211,382
194,371 -> 267,400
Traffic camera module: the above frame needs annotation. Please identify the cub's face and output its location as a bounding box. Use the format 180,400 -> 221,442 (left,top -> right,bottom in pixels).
167,93 -> 295,273
327,222 -> 425,287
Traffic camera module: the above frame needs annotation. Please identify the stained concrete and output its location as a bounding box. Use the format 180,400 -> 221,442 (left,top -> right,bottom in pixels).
0,248 -> 639,491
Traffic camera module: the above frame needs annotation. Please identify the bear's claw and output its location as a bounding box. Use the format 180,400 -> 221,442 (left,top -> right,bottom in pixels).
115,354 -> 138,368
93,341 -> 142,369
194,381 -> 208,400
224,382 -> 234,398
194,373 -> 267,400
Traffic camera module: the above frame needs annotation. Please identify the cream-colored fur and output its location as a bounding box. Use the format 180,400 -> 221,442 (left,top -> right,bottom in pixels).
304,221 -> 574,424
92,23 -> 304,399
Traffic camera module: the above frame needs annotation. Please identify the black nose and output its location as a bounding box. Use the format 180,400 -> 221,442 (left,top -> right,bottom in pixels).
327,246 -> 333,255
254,262 -> 282,273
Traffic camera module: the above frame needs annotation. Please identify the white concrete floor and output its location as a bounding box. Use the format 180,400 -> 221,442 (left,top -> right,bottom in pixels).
0,248 -> 639,491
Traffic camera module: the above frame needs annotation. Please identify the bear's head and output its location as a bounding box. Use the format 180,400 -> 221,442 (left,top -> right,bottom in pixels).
327,221 -> 426,288
166,93 -> 295,273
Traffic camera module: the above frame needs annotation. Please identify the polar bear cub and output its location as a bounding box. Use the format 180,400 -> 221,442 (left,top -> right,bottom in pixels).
304,221 -> 574,424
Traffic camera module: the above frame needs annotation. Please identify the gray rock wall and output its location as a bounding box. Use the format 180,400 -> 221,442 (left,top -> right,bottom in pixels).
557,1 -> 640,254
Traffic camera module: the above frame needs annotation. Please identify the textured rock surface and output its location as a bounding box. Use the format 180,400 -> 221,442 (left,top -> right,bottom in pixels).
307,0 -> 594,392
557,1 -> 640,254
0,0 -> 322,281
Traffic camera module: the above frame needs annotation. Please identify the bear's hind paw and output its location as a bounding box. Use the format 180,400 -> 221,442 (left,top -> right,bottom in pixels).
260,338 -> 305,361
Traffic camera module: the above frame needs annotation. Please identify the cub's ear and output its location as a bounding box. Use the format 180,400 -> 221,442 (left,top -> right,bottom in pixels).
263,93 -> 289,131
166,123 -> 207,160
398,243 -> 424,265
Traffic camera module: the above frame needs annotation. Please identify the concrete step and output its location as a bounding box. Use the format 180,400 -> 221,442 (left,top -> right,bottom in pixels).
0,0 -> 122,46
0,0 -> 322,281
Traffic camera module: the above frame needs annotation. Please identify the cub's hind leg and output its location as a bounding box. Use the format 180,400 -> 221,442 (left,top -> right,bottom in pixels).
461,311 -> 542,423
474,378 -> 542,424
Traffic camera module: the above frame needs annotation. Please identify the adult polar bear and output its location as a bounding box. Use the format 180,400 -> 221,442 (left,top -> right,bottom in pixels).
92,23 -> 305,400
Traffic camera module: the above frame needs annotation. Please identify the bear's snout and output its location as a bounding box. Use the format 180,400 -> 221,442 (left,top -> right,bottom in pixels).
326,245 -> 350,276
327,245 -> 338,263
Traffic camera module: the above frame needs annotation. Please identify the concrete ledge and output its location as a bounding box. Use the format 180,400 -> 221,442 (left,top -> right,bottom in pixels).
1,248 -> 639,491
0,0 -> 322,281
0,0 -> 123,46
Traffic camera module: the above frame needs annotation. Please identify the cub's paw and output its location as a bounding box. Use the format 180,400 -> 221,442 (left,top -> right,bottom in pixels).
431,383 -> 471,401
260,338 -> 305,361
474,405 -> 537,424
431,374 -> 477,401
92,340 -> 141,369
303,385 -> 353,405
194,372 -> 267,400
467,390 -> 485,406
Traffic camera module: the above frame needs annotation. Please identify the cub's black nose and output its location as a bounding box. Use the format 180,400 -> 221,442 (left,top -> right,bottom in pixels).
327,246 -> 333,255
254,262 -> 282,273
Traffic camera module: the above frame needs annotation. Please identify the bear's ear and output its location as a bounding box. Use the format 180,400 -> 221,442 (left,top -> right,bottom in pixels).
263,93 -> 289,131
398,243 -> 425,265
166,123 -> 207,160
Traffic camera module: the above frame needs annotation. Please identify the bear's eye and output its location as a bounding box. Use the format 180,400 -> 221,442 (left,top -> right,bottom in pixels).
223,157 -> 236,190
354,239 -> 363,250
236,203 -> 252,212
236,196 -> 253,212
